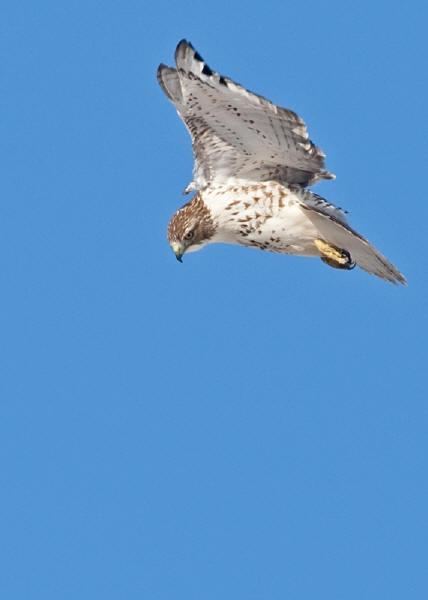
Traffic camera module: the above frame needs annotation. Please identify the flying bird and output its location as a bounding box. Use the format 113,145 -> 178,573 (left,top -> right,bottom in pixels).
157,40 -> 406,284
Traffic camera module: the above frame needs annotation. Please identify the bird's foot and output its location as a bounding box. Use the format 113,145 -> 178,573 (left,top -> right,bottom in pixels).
314,239 -> 356,271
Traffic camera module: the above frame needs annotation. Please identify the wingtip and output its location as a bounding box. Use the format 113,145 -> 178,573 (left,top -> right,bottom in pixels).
174,39 -> 194,62
369,260 -> 407,286
380,260 -> 407,285
176,38 -> 191,48
157,63 -> 167,77
156,63 -> 169,92
396,272 -> 407,286
175,39 -> 186,49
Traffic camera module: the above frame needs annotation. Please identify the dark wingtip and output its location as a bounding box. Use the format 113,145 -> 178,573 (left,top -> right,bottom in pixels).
202,63 -> 213,76
157,63 -> 167,78
175,40 -> 211,76
175,39 -> 193,60
177,38 -> 191,46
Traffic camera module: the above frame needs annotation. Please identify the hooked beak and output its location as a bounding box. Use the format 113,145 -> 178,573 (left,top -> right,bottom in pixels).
171,242 -> 184,263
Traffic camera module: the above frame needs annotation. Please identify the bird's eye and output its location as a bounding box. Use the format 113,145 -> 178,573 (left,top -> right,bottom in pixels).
184,230 -> 194,241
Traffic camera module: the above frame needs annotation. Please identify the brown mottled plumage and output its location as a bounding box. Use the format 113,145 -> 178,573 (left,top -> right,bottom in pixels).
168,194 -> 215,245
158,40 -> 406,284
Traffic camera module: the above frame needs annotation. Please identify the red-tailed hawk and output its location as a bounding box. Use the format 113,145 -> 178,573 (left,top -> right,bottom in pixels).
157,40 -> 406,284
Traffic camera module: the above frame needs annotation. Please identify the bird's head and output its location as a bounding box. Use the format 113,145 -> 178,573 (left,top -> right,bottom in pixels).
167,194 -> 216,262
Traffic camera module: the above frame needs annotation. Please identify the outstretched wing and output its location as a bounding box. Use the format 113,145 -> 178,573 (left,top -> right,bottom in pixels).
157,40 -> 334,192
298,193 -> 406,285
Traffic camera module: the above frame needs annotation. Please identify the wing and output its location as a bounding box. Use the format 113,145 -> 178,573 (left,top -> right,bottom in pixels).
157,40 -> 334,192
298,193 -> 406,285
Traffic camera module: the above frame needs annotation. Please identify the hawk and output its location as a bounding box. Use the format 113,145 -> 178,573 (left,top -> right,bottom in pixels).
157,40 -> 406,284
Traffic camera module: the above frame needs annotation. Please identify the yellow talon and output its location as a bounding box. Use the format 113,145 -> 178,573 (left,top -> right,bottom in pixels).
314,239 -> 349,265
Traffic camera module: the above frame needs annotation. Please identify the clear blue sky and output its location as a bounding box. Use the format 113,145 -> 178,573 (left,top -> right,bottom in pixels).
2,1 -> 427,598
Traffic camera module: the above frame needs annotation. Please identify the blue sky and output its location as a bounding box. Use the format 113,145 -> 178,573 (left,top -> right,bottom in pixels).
2,1 -> 427,598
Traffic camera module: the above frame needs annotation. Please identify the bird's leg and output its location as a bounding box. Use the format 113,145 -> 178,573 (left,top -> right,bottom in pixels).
314,239 -> 355,270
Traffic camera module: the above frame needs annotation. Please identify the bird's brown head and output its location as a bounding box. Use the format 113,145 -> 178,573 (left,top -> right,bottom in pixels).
167,194 -> 216,262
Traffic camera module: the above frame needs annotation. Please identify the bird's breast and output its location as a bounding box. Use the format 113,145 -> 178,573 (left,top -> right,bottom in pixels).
201,182 -> 320,255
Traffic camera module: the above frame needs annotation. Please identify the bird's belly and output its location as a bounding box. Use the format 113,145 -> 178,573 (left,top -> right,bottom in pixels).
234,204 -> 320,256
